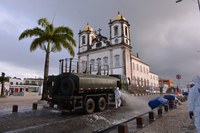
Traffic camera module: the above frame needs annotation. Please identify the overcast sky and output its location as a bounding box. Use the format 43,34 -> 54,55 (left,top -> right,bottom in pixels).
1,0 -> 200,87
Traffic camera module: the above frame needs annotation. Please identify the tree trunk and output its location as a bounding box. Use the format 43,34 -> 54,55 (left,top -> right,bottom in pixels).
41,51 -> 50,100
1,82 -> 4,96
1,73 -> 5,96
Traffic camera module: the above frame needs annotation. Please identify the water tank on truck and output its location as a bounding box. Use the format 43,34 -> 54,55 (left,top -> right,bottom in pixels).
47,73 -> 121,114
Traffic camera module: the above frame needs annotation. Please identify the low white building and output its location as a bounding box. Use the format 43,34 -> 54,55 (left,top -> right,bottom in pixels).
149,72 -> 159,90
8,77 -> 24,95
23,78 -> 43,86
9,77 -> 23,86
0,77 -> 43,96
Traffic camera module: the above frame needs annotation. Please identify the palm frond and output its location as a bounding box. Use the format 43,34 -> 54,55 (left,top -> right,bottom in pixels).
54,26 -> 74,36
65,34 -> 76,47
62,41 -> 75,57
40,44 -> 47,51
51,42 -> 62,52
19,27 -> 44,40
46,24 -> 54,37
38,18 -> 50,29
50,35 -> 65,52
30,37 -> 46,52
53,27 -> 76,47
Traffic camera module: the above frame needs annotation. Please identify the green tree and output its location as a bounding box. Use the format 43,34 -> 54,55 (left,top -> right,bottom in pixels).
19,18 -> 76,100
0,72 -> 9,96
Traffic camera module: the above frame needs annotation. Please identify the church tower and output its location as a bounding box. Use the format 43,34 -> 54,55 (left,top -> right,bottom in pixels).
78,24 -> 96,54
109,12 -> 131,46
108,12 -> 132,78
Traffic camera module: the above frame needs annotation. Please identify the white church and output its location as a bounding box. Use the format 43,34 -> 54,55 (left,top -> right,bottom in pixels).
77,12 -> 159,91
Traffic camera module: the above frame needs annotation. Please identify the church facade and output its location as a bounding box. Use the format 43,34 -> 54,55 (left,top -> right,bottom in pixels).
77,13 -> 159,91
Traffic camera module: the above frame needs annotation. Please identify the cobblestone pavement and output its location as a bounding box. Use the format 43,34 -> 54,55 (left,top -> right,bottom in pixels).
1,93 -> 195,133
134,102 -> 197,133
0,93 -> 159,133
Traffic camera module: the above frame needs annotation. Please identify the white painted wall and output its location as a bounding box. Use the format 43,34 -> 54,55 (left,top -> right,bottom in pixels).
149,72 -> 159,88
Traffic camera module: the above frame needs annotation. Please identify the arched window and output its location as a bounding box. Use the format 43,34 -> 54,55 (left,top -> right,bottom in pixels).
90,59 -> 95,71
97,58 -> 101,68
114,26 -> 118,36
137,77 -> 140,85
147,80 -> 149,86
114,55 -> 120,68
141,78 -> 143,86
81,61 -> 86,72
125,26 -> 128,36
82,35 -> 85,44
133,76 -> 136,85
103,57 -> 108,70
132,62 -> 135,70
144,79 -> 147,87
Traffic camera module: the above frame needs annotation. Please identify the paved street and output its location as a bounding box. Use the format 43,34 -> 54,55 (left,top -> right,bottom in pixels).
0,92 -> 159,133
0,93 -> 196,133
0,92 -> 41,111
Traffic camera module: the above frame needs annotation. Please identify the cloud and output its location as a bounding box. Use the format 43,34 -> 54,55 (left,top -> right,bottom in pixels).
0,0 -> 200,87
0,61 -> 43,78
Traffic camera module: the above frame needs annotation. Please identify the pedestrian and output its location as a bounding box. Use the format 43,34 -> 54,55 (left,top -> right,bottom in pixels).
159,86 -> 163,96
114,86 -> 121,109
188,75 -> 200,133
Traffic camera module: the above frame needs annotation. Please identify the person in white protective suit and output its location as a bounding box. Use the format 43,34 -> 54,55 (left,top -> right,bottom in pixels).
114,87 -> 121,109
188,75 -> 200,133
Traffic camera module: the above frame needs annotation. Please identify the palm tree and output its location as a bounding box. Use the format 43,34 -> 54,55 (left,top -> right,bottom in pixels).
19,18 -> 76,100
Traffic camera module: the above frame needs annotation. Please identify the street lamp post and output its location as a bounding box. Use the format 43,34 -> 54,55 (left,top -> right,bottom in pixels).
176,0 -> 200,12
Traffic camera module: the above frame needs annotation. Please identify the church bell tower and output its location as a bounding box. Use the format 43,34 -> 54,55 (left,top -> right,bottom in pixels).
109,12 -> 131,46
78,24 -> 96,54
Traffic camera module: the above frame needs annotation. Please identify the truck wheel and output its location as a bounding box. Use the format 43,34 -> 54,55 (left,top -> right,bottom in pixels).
85,98 -> 95,114
61,78 -> 75,96
98,97 -> 106,111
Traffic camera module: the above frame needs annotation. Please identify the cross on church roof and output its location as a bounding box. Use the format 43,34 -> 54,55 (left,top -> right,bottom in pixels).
97,28 -> 102,34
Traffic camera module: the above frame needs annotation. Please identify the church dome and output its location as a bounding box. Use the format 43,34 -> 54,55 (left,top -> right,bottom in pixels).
114,12 -> 126,21
83,24 -> 94,31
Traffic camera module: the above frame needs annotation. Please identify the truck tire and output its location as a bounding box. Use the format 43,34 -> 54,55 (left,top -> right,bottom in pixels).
85,98 -> 95,114
61,78 -> 75,96
97,97 -> 107,111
